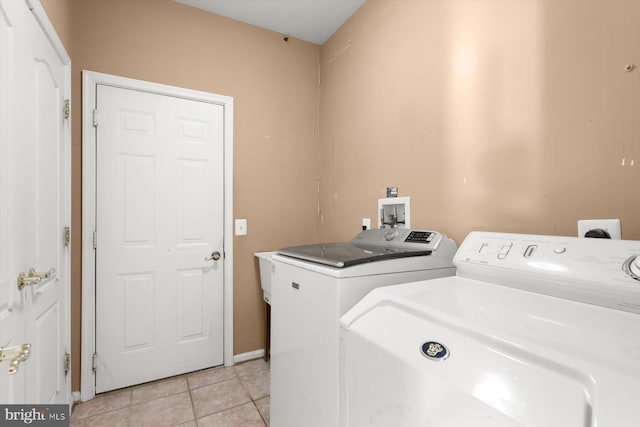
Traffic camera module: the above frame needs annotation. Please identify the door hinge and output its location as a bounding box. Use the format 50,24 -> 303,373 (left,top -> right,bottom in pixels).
93,230 -> 97,249
92,353 -> 97,372
63,99 -> 70,119
64,352 -> 71,375
64,226 -> 70,247
92,108 -> 99,127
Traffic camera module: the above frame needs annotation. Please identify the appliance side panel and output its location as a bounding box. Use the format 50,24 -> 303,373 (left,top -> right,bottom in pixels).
271,260 -> 340,427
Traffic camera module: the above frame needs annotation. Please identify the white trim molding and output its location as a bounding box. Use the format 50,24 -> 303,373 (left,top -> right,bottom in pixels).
233,349 -> 265,364
81,71 -> 234,401
26,0 -> 70,65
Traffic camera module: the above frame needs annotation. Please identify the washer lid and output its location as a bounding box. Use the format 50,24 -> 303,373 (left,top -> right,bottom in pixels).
276,228 -> 449,268
276,242 -> 431,268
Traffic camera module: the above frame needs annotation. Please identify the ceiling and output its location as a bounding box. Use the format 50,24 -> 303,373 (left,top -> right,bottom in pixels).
174,0 -> 366,45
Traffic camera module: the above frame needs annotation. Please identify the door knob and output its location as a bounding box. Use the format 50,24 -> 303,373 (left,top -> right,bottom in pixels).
204,251 -> 221,261
0,343 -> 31,375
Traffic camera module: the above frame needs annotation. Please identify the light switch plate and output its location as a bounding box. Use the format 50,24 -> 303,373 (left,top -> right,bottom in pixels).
577,219 -> 621,239
235,219 -> 247,236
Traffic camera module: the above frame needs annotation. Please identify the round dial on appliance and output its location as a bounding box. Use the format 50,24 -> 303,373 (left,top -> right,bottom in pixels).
624,255 -> 640,281
384,230 -> 398,241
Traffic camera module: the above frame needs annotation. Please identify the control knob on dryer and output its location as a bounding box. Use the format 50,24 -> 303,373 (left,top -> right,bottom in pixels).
623,255 -> 640,281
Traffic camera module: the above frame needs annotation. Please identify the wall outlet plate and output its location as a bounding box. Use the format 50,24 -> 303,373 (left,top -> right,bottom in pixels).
362,218 -> 371,230
577,219 -> 621,239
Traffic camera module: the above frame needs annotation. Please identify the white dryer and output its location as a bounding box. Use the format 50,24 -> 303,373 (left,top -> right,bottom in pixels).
340,231 -> 640,426
270,228 -> 457,427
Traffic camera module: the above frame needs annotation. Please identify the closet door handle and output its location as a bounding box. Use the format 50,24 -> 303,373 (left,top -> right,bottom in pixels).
0,343 -> 31,375
28,267 -> 56,279
17,273 -> 41,290
17,268 -> 56,290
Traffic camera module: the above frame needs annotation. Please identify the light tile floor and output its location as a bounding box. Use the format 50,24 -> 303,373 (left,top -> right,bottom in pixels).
71,358 -> 270,427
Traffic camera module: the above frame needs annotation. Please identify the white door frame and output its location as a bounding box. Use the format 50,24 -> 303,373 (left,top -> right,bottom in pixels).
81,71 -> 234,401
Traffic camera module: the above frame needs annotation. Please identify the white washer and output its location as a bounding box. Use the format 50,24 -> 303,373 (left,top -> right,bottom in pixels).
270,228 -> 457,427
340,231 -> 640,426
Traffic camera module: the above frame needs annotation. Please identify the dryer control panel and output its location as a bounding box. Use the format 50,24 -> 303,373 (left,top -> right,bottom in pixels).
454,231 -> 640,314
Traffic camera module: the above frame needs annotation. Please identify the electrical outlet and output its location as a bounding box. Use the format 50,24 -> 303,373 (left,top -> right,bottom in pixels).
362,218 -> 371,230
577,219 -> 621,239
235,219 -> 247,236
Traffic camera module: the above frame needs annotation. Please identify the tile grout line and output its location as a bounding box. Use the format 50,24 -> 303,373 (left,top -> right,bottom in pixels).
192,370 -> 252,421
69,389 -> 133,423
253,400 -> 268,427
191,365 -> 269,425
187,367 -> 242,423
186,376 -> 198,426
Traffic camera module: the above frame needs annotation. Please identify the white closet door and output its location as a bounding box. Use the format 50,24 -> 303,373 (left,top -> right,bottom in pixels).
0,0 -> 70,405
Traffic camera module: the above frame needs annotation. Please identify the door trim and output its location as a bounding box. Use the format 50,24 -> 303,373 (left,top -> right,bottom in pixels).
25,0 -> 70,65
80,71 -> 234,401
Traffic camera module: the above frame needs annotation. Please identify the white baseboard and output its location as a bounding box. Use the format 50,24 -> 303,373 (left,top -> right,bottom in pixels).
233,349 -> 265,364
71,391 -> 81,410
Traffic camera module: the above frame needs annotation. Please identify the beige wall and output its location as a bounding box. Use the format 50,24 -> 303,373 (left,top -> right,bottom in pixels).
320,0 -> 640,245
43,0 -> 320,391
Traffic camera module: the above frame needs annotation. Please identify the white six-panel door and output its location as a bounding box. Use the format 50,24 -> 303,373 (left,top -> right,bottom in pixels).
0,0 -> 70,405
95,84 -> 225,393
